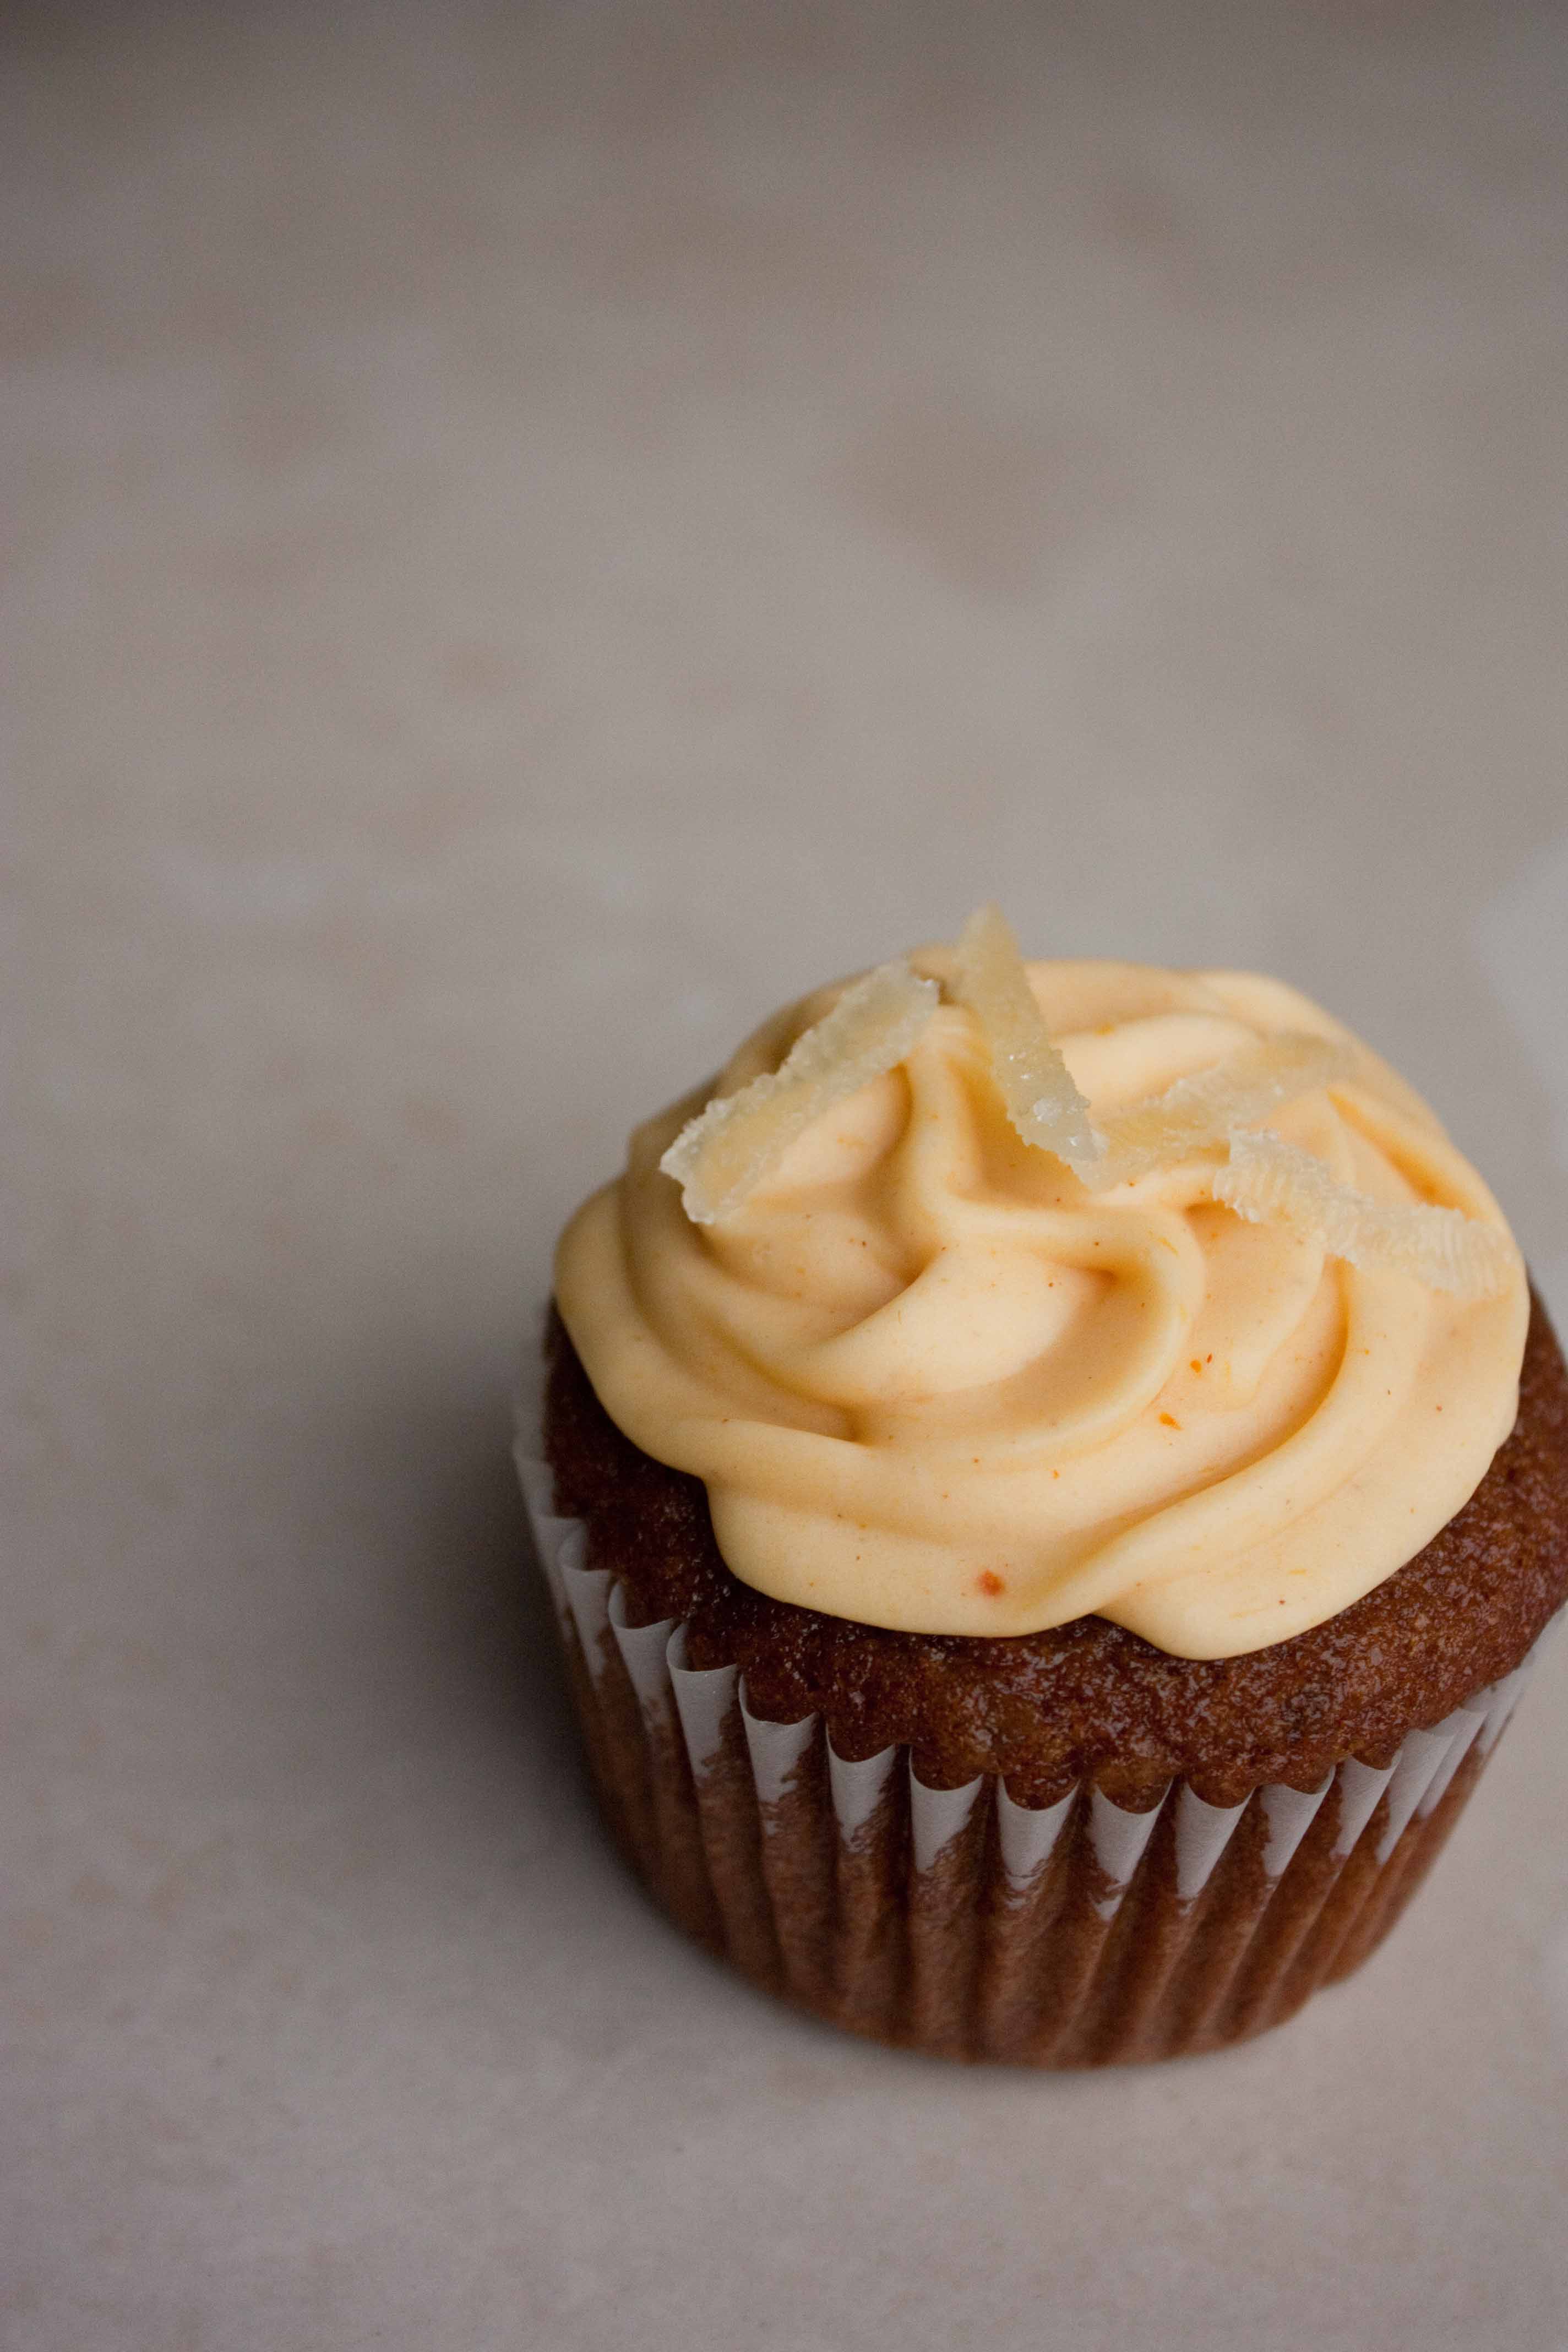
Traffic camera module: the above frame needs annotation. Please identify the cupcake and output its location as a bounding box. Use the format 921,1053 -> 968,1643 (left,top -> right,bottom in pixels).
518,910 -> 1568,2065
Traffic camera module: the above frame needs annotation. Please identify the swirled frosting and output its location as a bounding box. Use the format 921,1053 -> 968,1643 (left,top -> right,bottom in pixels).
554,957 -> 1527,1659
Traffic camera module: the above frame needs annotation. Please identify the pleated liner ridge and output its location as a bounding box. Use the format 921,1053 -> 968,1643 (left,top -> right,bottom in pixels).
516,1438 -> 1555,2067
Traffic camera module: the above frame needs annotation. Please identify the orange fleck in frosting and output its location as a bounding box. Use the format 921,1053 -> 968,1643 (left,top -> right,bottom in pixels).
555,954 -> 1526,1659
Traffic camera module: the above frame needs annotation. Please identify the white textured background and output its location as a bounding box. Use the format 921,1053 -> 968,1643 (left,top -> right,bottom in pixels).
6,3 -> 1568,2346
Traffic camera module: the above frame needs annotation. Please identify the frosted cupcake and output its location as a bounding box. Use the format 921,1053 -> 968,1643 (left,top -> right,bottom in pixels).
520,911 -> 1567,2064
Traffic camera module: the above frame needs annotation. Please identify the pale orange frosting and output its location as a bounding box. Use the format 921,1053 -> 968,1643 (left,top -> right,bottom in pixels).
554,957 -> 1527,1660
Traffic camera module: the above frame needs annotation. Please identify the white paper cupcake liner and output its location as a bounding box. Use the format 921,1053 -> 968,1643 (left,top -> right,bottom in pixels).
515,1387 -> 1558,2065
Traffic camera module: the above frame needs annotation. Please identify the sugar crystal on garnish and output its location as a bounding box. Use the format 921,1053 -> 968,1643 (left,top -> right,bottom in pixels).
660,960 -> 939,1226
1089,1033 -> 1356,1188
951,903 -> 1104,1177
1214,1130 -> 1517,1299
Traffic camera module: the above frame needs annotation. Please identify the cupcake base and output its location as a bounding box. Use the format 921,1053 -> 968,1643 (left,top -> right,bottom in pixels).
517,1439 -> 1553,2067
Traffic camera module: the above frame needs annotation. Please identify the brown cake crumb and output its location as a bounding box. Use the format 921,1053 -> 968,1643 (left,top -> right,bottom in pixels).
543,1294 -> 1568,1810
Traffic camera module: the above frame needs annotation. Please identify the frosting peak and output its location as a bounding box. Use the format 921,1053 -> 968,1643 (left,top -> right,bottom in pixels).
554,957 -> 1527,1659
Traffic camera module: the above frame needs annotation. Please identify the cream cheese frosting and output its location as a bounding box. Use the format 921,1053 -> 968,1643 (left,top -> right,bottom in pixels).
553,955 -> 1528,1660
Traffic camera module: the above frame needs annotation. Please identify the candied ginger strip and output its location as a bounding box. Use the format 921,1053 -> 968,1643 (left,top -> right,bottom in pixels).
660,960 -> 939,1226
951,903 -> 1104,1175
1090,1032 -> 1356,1188
1214,1130 -> 1517,1299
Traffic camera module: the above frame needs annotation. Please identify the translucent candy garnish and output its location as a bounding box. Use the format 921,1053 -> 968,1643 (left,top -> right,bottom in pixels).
660,960 -> 940,1226
1088,1032 -> 1357,1189
951,903 -> 1104,1177
1214,1130 -> 1517,1299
